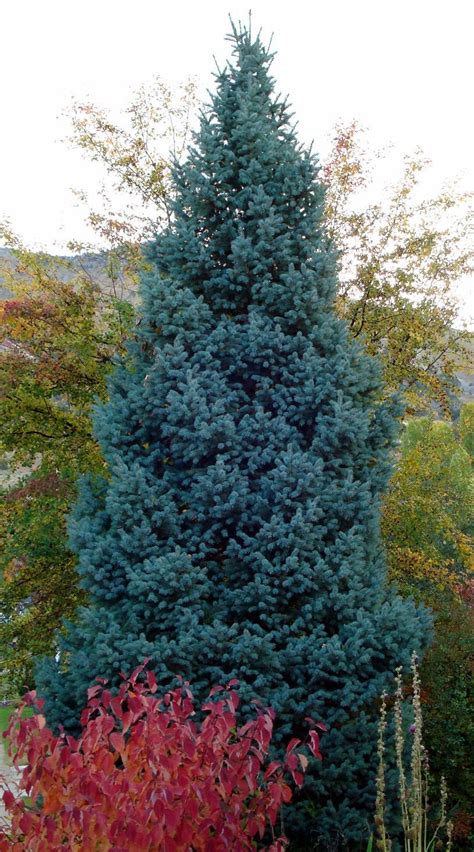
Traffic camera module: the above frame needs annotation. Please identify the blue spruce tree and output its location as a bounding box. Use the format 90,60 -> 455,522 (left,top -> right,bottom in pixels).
37,24 -> 431,845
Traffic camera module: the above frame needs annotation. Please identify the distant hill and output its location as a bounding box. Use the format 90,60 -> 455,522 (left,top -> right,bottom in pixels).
0,246 -> 137,304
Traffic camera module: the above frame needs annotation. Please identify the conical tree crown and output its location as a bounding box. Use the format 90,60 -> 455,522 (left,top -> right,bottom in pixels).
150,26 -> 334,322
37,25 -> 430,845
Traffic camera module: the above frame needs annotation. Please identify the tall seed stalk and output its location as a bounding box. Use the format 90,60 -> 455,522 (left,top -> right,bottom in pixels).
371,652 -> 453,851
375,692 -> 391,850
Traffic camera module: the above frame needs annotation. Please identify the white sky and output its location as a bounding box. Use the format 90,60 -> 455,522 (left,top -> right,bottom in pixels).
0,0 -> 472,319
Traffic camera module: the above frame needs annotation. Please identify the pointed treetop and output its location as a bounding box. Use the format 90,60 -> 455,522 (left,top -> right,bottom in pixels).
149,20 -> 335,326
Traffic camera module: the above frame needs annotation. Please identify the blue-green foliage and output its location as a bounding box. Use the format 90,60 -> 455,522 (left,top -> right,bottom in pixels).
37,24 -> 431,844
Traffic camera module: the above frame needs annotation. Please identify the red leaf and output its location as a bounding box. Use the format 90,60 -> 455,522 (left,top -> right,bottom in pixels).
285,737 -> 301,755
264,760 -> 282,780
228,691 -> 240,711
147,670 -> 158,694
110,732 -> 125,753
290,769 -> 304,787
87,684 -> 102,700
19,812 -> 33,834
308,731 -> 322,760
2,789 -> 15,809
209,685 -> 225,697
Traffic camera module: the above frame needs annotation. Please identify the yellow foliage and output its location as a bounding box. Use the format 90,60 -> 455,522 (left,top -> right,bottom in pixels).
383,414 -> 474,595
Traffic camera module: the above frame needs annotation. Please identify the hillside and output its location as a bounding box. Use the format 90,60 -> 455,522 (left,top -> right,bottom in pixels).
0,246 -> 137,304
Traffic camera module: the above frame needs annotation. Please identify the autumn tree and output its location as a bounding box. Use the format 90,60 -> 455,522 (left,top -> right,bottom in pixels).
0,232 -> 133,689
383,410 -> 474,594
67,77 -> 198,254
324,121 -> 473,411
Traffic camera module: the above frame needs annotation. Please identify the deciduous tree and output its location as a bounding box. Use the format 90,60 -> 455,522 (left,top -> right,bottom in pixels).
0,233 -> 133,688
67,77 -> 198,252
383,410 -> 474,593
324,122 -> 473,411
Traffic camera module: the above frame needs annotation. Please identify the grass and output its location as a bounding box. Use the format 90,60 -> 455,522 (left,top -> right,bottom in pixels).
0,704 -> 13,735
0,702 -> 33,763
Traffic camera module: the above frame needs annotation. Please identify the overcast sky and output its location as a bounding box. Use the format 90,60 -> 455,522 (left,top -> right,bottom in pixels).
0,0 -> 472,317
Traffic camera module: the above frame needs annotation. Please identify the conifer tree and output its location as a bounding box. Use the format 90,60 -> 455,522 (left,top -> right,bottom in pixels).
37,24 -> 431,843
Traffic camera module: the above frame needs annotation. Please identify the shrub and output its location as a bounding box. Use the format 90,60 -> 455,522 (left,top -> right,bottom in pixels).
0,661 -> 323,851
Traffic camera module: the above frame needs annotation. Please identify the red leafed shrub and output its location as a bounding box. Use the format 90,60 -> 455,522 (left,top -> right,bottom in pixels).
0,662 -> 323,851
